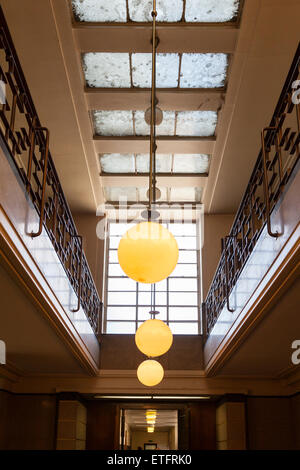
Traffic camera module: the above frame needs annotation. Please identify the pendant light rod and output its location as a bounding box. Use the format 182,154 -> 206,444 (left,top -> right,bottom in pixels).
149,0 -> 158,211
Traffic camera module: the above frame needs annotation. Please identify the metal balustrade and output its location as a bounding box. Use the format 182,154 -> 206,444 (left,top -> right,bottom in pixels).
0,7 -> 102,335
203,43 -> 300,338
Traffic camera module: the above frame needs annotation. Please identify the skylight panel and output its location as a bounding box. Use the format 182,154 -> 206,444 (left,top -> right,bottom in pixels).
173,154 -> 210,173
139,187 -> 168,202
185,0 -> 240,23
100,154 -> 135,173
176,111 -> 217,136
104,187 -> 137,202
136,154 -> 172,173
72,0 -> 127,22
132,53 -> 179,88
128,0 -> 183,22
170,187 -> 202,202
134,111 -> 175,135
83,53 -> 130,88
180,53 -> 228,88
94,111 -> 133,136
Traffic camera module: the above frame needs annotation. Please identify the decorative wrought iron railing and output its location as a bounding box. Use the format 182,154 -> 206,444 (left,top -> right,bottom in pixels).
203,43 -> 300,337
0,7 -> 102,335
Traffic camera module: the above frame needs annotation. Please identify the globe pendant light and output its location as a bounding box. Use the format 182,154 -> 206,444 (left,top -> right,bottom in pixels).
137,359 -> 164,386
118,222 -> 178,283
118,1 -> 178,285
135,318 -> 173,357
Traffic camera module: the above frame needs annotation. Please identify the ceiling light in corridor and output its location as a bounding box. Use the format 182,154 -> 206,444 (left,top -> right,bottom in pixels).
135,318 -> 173,357
137,359 -> 164,387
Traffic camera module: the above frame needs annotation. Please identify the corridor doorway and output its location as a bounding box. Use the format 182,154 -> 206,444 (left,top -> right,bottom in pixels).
120,409 -> 178,450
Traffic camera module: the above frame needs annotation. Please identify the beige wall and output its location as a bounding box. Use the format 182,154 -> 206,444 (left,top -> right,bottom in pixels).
131,431 -> 170,450
216,401 -> 246,450
202,214 -> 235,299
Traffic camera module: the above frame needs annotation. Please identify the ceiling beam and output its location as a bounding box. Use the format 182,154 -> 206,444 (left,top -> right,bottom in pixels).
94,136 -> 215,154
101,175 -> 207,188
74,25 -> 238,53
85,88 -> 224,111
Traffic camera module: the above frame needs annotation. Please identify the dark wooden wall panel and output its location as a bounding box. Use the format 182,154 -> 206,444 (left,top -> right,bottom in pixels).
189,402 -> 216,450
86,402 -> 119,450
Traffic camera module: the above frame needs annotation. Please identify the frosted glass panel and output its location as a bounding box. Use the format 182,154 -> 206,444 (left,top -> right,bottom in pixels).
132,53 -> 179,88
107,307 -> 136,321
100,154 -> 135,173
169,322 -> 198,334
72,0 -> 127,22
173,154 -> 210,173
94,111 -> 133,136
176,111 -> 217,137
106,322 -> 136,334
104,186 -> 137,201
83,53 -> 130,87
136,154 -> 172,173
185,0 -> 240,23
138,186 -> 168,202
134,111 -> 175,135
170,187 -> 202,202
180,53 -> 228,88
129,0 -> 183,22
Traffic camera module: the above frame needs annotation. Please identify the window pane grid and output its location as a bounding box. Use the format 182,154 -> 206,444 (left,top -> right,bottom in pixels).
104,222 -> 200,334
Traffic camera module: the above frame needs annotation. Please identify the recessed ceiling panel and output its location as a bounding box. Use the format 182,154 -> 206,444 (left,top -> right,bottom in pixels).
134,111 -> 175,135
94,111 -> 133,136
100,154 -> 135,173
132,53 -> 179,88
176,111 -> 217,136
180,53 -> 228,88
72,0 -> 127,22
185,0 -> 240,23
128,0 -> 183,22
83,53 -> 130,88
173,154 -> 210,173
136,154 -> 172,173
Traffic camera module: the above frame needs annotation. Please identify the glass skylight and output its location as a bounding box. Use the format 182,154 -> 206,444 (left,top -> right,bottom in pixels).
72,0 -> 127,22
173,154 -> 210,173
83,53 -> 228,89
185,0 -> 240,23
176,111 -> 217,137
180,53 -> 228,88
94,110 -> 217,137
99,153 -> 211,174
132,53 -> 179,88
100,154 -> 135,173
94,111 -> 133,136
134,111 -> 175,135
136,154 -> 173,173
73,0 -> 240,23
83,53 -> 130,88
104,186 -> 202,202
128,0 -> 183,22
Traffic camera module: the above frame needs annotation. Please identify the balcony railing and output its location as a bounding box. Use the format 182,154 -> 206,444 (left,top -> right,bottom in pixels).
0,7 -> 102,335
203,43 -> 300,338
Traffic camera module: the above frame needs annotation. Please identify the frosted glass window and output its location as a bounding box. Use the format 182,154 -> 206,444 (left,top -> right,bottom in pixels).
108,278 -> 137,291
134,111 -> 175,135
132,53 -> 179,88
176,111 -> 217,137
107,307 -> 136,321
169,322 -> 198,334
94,111 -> 133,136
173,154 -> 210,173
138,186 -> 168,202
185,0 -> 240,23
169,307 -> 198,321
72,0 -> 127,22
106,322 -> 136,334
100,154 -> 135,173
170,187 -> 202,202
180,53 -> 228,88
104,186 -> 137,201
136,154 -> 172,173
128,0 -> 183,22
83,53 -> 130,88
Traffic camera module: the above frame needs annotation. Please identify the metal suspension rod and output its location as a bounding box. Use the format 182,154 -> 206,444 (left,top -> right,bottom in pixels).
148,0 -> 157,211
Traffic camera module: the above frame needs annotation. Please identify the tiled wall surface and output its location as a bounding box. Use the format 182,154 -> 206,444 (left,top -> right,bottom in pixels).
216,401 -> 246,450
56,400 -> 87,450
